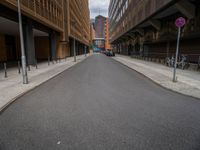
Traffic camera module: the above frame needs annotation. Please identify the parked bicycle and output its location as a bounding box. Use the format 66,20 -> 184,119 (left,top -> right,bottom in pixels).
166,55 -> 189,70
166,56 -> 175,67
177,55 -> 190,70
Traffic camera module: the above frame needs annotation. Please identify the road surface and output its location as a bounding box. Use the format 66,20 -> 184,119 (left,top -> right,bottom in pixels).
1,54 -> 200,150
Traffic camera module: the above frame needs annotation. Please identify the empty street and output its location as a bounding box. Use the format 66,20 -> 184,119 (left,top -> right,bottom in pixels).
1,54 -> 200,150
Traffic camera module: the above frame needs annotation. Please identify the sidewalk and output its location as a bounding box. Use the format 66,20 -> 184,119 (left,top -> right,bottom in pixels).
0,54 -> 90,111
113,54 -> 200,99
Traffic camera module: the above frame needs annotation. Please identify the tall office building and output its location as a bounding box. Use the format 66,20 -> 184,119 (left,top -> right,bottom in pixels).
0,0 -> 90,65
109,0 -> 200,63
94,15 -> 106,39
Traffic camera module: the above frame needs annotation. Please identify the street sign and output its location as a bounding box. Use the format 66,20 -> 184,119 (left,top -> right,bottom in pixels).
175,17 -> 186,28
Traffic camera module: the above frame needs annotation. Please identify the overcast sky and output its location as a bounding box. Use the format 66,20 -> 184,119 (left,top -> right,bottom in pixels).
89,0 -> 110,19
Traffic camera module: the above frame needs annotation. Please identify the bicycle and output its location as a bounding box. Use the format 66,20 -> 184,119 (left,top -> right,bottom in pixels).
177,55 -> 189,70
166,56 -> 175,67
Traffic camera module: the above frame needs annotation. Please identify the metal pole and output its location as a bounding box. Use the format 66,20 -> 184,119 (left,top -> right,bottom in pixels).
35,59 -> 38,69
48,56 -> 50,66
17,0 -> 28,84
74,38 -> 76,62
173,27 -> 181,82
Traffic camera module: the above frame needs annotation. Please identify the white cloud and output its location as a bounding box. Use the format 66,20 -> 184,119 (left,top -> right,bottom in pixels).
89,0 -> 110,19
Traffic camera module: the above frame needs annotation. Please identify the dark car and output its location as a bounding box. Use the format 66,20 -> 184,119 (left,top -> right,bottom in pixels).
105,51 -> 115,57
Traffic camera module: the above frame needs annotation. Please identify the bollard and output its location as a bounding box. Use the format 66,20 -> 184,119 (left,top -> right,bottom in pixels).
65,56 -> 67,62
28,65 -> 31,71
18,61 -> 21,74
35,59 -> 38,69
48,56 -> 50,66
4,62 -> 7,78
59,57 -> 61,63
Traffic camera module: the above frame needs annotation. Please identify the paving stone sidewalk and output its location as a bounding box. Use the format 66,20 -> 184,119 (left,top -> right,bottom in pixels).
0,54 -> 90,111
113,54 -> 200,99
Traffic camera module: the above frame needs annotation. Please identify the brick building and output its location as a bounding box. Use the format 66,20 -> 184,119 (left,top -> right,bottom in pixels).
0,0 -> 90,65
109,0 -> 200,63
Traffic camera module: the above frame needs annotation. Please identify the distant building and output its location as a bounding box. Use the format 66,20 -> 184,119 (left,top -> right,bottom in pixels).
93,38 -> 105,52
92,15 -> 112,52
94,15 -> 106,39
105,17 -> 112,50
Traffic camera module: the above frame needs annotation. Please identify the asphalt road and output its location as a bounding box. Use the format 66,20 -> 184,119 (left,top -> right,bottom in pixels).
1,54 -> 200,150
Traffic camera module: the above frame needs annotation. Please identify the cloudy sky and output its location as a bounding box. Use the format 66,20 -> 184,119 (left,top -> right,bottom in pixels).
89,0 -> 110,19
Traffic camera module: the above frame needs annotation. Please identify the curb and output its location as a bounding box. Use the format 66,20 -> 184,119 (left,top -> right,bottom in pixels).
0,56 -> 90,113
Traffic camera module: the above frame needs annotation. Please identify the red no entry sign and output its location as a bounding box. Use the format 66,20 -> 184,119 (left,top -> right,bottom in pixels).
175,17 -> 186,28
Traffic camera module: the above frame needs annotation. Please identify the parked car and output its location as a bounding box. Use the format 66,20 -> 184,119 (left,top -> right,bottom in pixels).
105,51 -> 115,57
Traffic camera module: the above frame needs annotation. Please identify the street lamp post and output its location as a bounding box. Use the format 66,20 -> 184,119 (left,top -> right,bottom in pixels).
17,0 -> 28,84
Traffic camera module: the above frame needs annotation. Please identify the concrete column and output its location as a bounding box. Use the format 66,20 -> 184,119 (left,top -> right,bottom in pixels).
125,43 -> 129,55
76,41 -> 78,55
140,43 -> 144,56
24,20 -> 35,65
143,45 -> 149,57
70,39 -> 73,56
50,32 -> 57,60
120,43 -> 122,54
71,39 -> 75,56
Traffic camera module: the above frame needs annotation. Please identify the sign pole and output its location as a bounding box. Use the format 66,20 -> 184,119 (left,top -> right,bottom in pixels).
173,17 -> 186,82
173,27 -> 181,82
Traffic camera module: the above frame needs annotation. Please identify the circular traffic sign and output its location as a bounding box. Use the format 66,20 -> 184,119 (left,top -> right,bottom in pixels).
175,17 -> 186,28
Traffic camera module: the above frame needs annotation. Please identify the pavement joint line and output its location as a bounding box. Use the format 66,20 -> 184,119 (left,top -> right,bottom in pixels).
0,55 -> 92,113
112,56 -> 200,100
